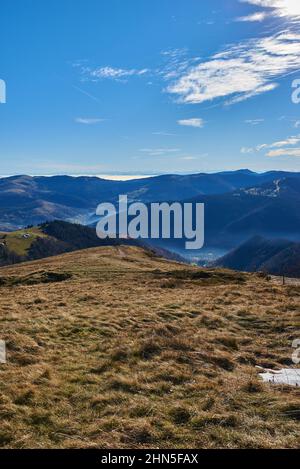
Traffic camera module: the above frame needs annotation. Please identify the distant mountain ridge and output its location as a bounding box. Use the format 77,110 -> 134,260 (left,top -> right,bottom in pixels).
1,170 -> 299,230
141,175 -> 300,250
193,176 -> 300,247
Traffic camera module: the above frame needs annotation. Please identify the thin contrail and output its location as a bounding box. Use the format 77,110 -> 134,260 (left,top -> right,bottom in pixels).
72,84 -> 101,104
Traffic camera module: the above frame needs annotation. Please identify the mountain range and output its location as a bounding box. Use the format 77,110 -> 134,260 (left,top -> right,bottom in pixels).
199,176 -> 300,247
0,171 -> 300,275
134,176 -> 300,250
1,170 -> 299,232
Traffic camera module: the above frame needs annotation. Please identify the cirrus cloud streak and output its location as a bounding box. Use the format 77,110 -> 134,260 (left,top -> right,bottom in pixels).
241,1 -> 300,19
177,118 -> 205,128
166,31 -> 300,105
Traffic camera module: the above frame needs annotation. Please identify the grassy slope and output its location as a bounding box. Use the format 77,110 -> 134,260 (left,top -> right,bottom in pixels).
0,228 -> 47,256
0,246 -> 299,449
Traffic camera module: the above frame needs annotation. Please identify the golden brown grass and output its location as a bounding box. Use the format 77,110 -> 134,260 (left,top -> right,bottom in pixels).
0,245 -> 299,448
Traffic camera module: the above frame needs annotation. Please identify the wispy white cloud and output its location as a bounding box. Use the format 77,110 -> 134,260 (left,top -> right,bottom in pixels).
241,147 -> 255,154
166,32 -> 300,105
245,118 -> 265,125
160,48 -> 199,80
269,135 -> 300,146
236,12 -> 267,22
241,134 -> 300,155
177,118 -> 205,128
267,147 -> 300,157
139,148 -> 181,156
75,117 -> 106,125
73,5 -> 300,109
181,156 -> 198,160
256,144 -> 269,151
241,1 -> 300,20
152,131 -> 176,136
80,66 -> 149,82
180,155 -> 208,160
94,66 -> 148,79
198,20 -> 215,25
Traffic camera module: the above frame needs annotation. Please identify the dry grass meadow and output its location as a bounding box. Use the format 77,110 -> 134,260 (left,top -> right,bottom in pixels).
0,245 -> 299,448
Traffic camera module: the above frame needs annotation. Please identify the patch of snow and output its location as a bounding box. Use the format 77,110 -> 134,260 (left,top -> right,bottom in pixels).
242,179 -> 284,198
258,367 -> 300,387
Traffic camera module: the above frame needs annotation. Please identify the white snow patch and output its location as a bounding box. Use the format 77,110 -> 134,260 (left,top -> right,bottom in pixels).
258,367 -> 300,387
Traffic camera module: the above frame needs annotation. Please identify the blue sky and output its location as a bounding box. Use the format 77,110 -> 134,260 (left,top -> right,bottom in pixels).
1,0 -> 300,176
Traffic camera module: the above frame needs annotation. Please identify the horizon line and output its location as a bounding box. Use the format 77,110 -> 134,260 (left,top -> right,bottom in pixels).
0,169 -> 300,181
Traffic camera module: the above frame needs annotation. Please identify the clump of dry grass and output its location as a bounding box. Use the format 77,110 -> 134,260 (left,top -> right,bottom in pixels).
0,245 -> 298,449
